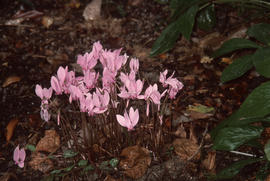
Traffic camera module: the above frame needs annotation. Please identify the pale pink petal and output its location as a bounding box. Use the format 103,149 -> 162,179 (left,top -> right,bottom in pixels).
18,161 -> 24,168
19,148 -> 26,162
50,76 -> 62,94
57,66 -> 66,85
13,146 -> 20,163
35,84 -> 43,99
116,115 -> 127,128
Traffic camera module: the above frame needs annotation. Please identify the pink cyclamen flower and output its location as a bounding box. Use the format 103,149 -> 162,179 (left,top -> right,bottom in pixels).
118,73 -> 143,100
93,89 -> 110,114
159,69 -> 183,99
129,58 -> 139,72
77,41 -> 102,71
13,146 -> 26,168
35,85 -> 52,100
116,107 -> 139,131
138,84 -> 164,116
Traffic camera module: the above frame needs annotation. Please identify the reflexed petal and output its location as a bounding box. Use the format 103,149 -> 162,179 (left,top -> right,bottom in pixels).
116,115 -> 127,128
13,146 -> 20,163
35,84 -> 43,99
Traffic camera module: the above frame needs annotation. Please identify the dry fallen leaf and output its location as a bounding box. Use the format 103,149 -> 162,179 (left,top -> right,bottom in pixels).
29,152 -> 54,173
221,57 -> 233,64
42,16 -> 53,28
173,138 -> 200,161
202,150 -> 216,172
200,56 -> 213,64
119,145 -> 151,179
2,76 -> 21,87
83,0 -> 102,21
6,118 -> 19,142
36,130 -> 60,153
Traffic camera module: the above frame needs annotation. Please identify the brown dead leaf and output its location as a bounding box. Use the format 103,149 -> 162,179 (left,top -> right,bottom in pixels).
173,138 -> 200,161
36,130 -> 60,153
42,16 -> 53,28
187,110 -> 213,120
202,150 -> 216,172
2,76 -> 21,87
266,174 -> 270,181
174,124 -> 186,138
29,152 -> 53,173
189,125 -> 198,144
83,0 -> 102,21
6,118 -> 19,142
27,114 -> 42,130
119,145 -> 151,179
221,57 -> 233,64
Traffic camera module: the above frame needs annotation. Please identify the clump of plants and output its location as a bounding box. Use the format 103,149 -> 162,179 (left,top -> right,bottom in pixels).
21,42 -> 183,171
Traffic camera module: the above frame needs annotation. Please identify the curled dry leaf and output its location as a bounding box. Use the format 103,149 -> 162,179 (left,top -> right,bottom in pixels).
173,138 -> 200,161
221,57 -> 233,64
36,130 -> 60,153
6,118 -> 19,142
2,76 -> 21,87
202,150 -> 216,172
29,152 -> 54,173
119,145 -> 151,179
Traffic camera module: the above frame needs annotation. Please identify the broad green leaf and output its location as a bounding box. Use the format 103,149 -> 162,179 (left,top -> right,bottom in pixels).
25,144 -> 36,152
247,23 -> 270,46
109,158 -> 119,168
253,47 -> 270,78
197,4 -> 216,32
214,158 -> 263,180
256,162 -> 270,181
236,81 -> 270,119
212,38 -> 260,58
78,160 -> 88,167
212,125 -> 263,151
221,55 -> 253,83
63,150 -> 78,158
150,5 -> 199,56
264,140 -> 270,161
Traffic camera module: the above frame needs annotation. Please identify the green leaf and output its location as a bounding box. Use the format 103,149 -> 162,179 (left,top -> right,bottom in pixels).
63,164 -> 75,172
221,55 -> 253,83
78,160 -> 88,167
50,169 -> 62,174
25,144 -> 36,152
63,150 -> 78,158
83,165 -> 94,172
211,81 -> 270,139
264,140 -> 270,161
235,81 -> 270,119
253,47 -> 270,78
197,4 -> 216,32
109,158 -> 119,168
150,5 -> 199,56
215,158 -> 263,180
247,23 -> 270,46
256,162 -> 270,181
212,38 -> 260,58
212,125 -> 263,151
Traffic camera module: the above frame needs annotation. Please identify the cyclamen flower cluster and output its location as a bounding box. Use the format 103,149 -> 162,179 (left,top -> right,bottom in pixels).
35,41 -> 183,131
